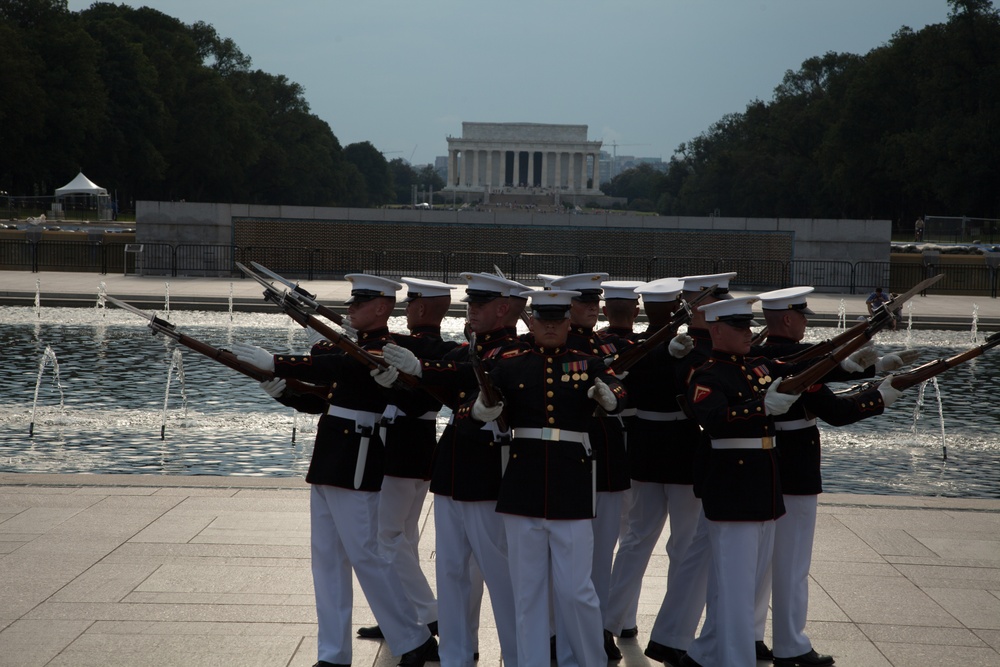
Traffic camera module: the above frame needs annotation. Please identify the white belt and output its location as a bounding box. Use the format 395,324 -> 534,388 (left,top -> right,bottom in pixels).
774,418 -> 817,431
326,404 -> 382,489
514,427 -> 589,444
711,437 -> 774,450
620,408 -> 637,418
326,404 -> 382,428
635,409 -> 687,422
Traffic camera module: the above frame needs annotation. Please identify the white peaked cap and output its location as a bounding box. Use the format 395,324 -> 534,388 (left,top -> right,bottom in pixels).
700,295 -> 761,326
637,277 -> 683,303
399,277 -> 458,302
757,286 -> 816,314
601,280 -> 643,301
344,274 -> 403,303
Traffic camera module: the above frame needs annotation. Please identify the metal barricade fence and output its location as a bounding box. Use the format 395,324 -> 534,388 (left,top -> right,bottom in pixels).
445,251 -> 515,282
853,262 -> 892,295
716,258 -> 786,291
0,239 -> 35,270
510,253 -> 584,283
377,250 -> 446,281
175,244 -> 234,277
35,241 -> 107,273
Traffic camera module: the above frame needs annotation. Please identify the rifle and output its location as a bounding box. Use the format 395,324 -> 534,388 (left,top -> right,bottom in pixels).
780,274 -> 945,364
881,331 -> 1000,391
249,261 -> 348,328
469,333 -> 510,434
469,333 -> 513,474
105,295 -> 327,397
237,261 -> 401,374
750,326 -> 769,347
237,262 -> 450,401
607,284 -> 718,374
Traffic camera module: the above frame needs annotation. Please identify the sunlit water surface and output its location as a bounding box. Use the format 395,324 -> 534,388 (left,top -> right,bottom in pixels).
1,306 -> 998,498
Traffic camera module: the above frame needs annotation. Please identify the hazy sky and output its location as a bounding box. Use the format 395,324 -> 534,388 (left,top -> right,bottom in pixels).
67,0 -> 953,167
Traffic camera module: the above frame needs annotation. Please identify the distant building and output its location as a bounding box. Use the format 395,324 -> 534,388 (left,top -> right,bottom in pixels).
442,122 -> 603,197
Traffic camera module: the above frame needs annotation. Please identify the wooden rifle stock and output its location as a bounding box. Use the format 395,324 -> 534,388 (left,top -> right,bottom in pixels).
750,326 -> 769,347
887,331 -> 1000,391
777,308 -> 900,394
779,320 -> 868,363
469,334 -> 509,432
609,285 -> 718,374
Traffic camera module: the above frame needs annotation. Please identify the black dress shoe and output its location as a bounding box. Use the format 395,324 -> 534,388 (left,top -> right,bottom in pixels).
679,654 -> 703,667
550,635 -> 557,661
357,624 -> 384,639
313,662 -> 350,667
427,620 -> 439,636
756,640 -> 774,661
773,649 -> 835,666
398,635 -> 438,667
644,640 -> 686,666
619,625 -> 639,639
604,629 -> 623,661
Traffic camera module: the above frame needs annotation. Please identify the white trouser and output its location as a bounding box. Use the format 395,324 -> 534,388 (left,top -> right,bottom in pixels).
310,485 -> 429,663
606,482 -> 702,634
435,497 -> 518,667
555,490 -> 624,666
649,509 -> 711,650
504,515 -> 604,667
771,494 -> 818,658
378,476 -> 437,625
686,519 -> 776,667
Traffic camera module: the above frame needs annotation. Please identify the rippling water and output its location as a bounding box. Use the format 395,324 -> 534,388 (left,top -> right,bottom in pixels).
1,306 -> 998,498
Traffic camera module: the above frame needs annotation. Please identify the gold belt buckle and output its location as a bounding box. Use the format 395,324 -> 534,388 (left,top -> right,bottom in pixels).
541,427 -> 560,441
762,436 -> 774,450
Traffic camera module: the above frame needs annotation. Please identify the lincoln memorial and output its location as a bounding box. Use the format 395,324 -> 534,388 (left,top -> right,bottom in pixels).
443,122 -> 604,197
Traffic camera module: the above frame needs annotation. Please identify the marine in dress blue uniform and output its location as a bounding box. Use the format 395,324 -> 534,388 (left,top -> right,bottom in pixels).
644,272 -> 741,666
356,277 -> 459,640
752,287 -> 902,667
605,278 -> 703,651
384,272 -> 525,667
233,274 -> 436,667
472,289 -> 627,667
549,273 -> 633,662
681,296 -> 808,667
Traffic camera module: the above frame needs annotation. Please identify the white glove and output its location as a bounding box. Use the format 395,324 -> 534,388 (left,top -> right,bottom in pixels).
340,315 -> 358,340
764,377 -> 799,416
382,343 -> 422,377
587,377 -> 618,411
878,376 -> 902,407
231,342 -> 275,372
370,365 -> 398,388
259,377 -> 286,398
668,333 -> 694,359
471,394 -> 504,422
840,345 -> 877,373
306,326 -> 327,347
875,349 -> 920,372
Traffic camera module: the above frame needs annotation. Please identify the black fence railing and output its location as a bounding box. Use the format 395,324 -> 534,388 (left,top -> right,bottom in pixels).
3,240 -> 999,297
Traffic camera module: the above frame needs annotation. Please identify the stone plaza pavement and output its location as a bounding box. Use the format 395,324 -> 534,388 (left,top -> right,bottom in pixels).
0,474 -> 999,667
1,270 -> 1000,665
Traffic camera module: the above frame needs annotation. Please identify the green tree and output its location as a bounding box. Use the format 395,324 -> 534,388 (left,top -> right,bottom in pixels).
345,142 -> 394,206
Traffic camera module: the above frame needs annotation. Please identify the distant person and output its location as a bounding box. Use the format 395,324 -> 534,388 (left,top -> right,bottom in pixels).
914,217 -> 925,242
865,287 -> 896,330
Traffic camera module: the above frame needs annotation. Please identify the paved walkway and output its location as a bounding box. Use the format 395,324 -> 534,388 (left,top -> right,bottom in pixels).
0,475 -> 998,666
1,270 -> 1000,329
2,270 -> 1000,665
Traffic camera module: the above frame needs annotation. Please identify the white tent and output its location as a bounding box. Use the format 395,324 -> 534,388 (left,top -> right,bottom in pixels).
54,172 -> 108,197
53,172 -> 112,220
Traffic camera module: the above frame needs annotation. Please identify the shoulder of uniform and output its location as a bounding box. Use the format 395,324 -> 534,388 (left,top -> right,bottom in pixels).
500,348 -> 529,359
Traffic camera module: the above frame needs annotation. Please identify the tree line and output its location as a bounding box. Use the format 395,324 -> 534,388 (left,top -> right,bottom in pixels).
0,0 -> 440,210
603,0 -> 1000,226
1,0 -> 996,222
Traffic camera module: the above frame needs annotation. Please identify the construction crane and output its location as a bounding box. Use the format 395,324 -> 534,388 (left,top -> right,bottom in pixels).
605,141 -> 650,179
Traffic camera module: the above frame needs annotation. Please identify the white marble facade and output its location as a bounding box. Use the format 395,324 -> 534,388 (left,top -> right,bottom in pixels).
444,122 -> 603,194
